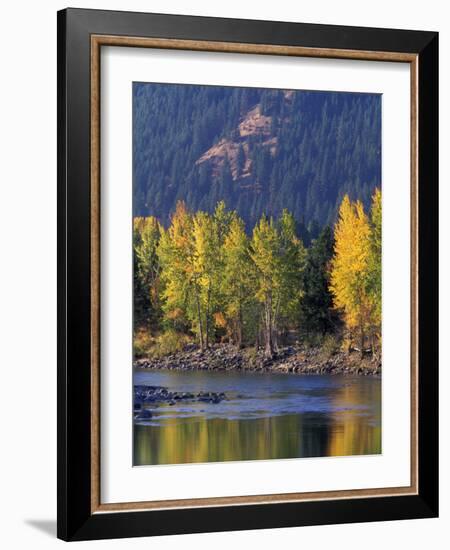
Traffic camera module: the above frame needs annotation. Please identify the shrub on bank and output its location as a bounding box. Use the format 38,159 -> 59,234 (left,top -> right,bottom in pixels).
134,328 -> 191,359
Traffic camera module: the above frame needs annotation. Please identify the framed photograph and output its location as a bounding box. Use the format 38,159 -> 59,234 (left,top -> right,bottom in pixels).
57,8 -> 438,541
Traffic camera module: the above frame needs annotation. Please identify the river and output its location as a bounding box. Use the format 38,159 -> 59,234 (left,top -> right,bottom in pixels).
133,369 -> 381,466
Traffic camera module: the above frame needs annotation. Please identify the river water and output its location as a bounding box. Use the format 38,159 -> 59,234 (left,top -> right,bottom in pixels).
133,369 -> 381,466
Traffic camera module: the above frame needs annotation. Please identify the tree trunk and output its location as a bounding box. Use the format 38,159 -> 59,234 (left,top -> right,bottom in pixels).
236,303 -> 243,349
359,325 -> 365,359
272,326 -> 278,353
264,295 -> 274,358
255,315 -> 260,350
205,285 -> 211,349
273,298 -> 281,352
194,288 -> 204,351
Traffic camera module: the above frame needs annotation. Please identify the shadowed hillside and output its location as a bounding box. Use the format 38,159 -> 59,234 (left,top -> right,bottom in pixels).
133,83 -> 381,231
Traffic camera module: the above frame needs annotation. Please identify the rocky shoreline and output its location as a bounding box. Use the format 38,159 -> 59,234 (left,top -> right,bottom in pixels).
134,343 -> 381,377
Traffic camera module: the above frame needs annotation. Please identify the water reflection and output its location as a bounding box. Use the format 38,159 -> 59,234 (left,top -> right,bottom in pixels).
133,370 -> 381,466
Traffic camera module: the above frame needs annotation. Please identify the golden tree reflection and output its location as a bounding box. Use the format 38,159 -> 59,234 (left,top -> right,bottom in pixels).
134,395 -> 380,466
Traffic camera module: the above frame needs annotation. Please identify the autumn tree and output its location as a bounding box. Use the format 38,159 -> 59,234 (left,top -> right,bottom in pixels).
213,200 -> 234,245
158,201 -> 206,347
222,215 -> 255,348
330,195 -> 374,354
192,211 -> 221,348
135,195 -> 382,359
158,200 -> 235,350
366,188 -> 382,354
250,211 -> 305,357
250,216 -> 279,356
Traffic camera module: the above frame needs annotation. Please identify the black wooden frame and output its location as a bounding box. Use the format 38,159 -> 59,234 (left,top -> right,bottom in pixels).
57,8 -> 438,541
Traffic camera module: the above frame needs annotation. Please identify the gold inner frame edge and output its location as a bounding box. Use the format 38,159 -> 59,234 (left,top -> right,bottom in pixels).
90,34 -> 419,514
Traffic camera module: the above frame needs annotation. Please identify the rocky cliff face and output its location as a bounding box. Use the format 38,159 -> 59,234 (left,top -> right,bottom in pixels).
196,104 -> 277,182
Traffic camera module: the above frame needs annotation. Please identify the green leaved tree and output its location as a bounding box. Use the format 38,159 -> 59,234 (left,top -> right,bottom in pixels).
222,215 -> 255,348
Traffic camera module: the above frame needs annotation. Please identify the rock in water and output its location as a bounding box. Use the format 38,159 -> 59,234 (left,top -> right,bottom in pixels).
134,408 -> 152,420
134,385 -> 227,404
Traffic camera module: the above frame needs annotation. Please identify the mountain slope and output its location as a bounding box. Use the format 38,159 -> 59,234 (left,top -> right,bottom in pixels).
133,83 -> 381,230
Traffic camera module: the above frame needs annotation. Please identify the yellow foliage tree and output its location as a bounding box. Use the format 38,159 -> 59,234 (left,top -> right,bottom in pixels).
222,215 -> 254,348
330,195 -> 373,353
157,201 -> 205,346
368,188 -> 382,323
192,211 -> 220,348
158,201 -> 233,350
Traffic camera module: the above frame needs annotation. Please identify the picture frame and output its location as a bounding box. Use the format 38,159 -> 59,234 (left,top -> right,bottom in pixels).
57,7 -> 438,541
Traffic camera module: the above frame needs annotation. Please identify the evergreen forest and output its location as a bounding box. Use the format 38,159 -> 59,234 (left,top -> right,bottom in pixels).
133,83 -> 381,233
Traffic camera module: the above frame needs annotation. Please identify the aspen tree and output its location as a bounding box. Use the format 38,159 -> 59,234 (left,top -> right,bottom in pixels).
330,195 -> 372,354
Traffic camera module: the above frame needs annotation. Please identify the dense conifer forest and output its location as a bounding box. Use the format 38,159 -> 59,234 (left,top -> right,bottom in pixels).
133,83 -> 381,231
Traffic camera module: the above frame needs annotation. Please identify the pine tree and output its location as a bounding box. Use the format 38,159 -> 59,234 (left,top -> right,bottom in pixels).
134,83 -> 381,229
134,216 -> 162,323
299,226 -> 335,335
236,143 -> 246,176
133,217 -> 164,331
133,229 -> 151,331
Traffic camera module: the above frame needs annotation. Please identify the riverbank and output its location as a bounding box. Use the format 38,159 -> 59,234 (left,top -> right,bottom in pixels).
134,343 -> 381,376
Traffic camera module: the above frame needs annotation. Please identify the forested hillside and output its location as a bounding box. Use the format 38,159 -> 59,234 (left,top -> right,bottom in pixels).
133,83 -> 381,230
